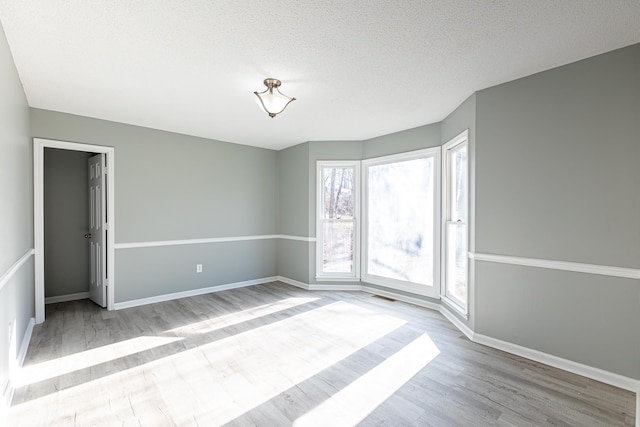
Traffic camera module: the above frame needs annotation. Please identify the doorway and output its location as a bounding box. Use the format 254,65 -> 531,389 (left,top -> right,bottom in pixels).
43,149 -> 94,304
34,138 -> 115,323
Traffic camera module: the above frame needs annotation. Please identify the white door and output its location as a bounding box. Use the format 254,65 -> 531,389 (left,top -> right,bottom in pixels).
88,154 -> 107,307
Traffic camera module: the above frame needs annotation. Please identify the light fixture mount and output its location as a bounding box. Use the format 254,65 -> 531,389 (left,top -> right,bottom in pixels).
254,78 -> 296,118
263,78 -> 281,88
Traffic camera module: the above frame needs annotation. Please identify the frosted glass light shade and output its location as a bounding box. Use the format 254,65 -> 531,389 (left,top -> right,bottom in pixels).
254,78 -> 296,118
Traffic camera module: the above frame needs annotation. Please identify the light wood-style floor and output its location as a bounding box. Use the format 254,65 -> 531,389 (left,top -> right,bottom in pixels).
8,282 -> 636,426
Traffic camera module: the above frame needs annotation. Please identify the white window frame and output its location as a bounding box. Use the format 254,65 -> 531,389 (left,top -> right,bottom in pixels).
441,130 -> 469,316
361,148 -> 441,297
315,161 -> 361,281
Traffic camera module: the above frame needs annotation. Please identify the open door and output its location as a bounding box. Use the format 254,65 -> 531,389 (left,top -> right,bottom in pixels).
88,154 -> 107,307
35,138 -> 115,323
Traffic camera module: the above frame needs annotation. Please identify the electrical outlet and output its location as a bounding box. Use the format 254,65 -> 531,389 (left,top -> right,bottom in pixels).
196,264 -> 202,273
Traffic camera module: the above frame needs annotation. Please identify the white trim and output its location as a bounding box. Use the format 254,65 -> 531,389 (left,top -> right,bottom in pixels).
361,147 -> 442,299
361,276 -> 439,298
1,380 -> 11,427
2,317 -> 35,425
308,283 -> 362,291
277,276 -> 310,290
113,277 -> 278,310
314,276 -> 361,282
277,276 -> 442,310
441,129 -> 469,314
316,161 -> 361,281
276,275 -> 640,410
439,304 -> 473,339
34,138 -> 116,322
473,333 -> 640,393
114,234 -> 315,250
361,285 -> 441,312
0,249 -> 34,293
440,294 -> 469,320
278,277 -> 442,297
115,235 -> 278,249
470,252 -> 640,280
279,234 -> 316,242
374,285 -> 640,409
636,392 -> 639,427
45,292 -> 90,304
277,276 -> 362,291
15,318 -> 35,373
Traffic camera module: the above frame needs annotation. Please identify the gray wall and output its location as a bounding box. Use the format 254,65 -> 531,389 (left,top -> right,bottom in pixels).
276,140 -> 366,284
44,148 -> 92,298
474,43 -> 640,379
31,109 -> 279,303
0,22 -> 34,402
275,44 -> 640,381
3,15 -> 637,400
116,241 -> 276,302
277,142 -> 311,283
362,124 -> 440,159
278,142 -> 310,238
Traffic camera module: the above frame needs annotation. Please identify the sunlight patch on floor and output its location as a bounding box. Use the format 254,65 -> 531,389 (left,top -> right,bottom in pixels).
10,301 -> 406,426
166,296 -> 319,335
14,336 -> 183,388
293,333 -> 440,426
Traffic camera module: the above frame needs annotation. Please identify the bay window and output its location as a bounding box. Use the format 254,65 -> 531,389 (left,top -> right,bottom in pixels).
316,162 -> 360,280
362,148 -> 441,297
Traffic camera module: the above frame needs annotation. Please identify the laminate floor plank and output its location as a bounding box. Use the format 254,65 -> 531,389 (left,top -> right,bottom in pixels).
7,282 -> 636,426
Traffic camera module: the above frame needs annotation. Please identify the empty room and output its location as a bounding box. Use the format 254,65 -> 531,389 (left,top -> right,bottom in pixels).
1,1 -> 639,426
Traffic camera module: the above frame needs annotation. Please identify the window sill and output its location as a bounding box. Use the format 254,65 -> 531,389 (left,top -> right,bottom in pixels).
315,276 -> 361,282
441,296 -> 468,319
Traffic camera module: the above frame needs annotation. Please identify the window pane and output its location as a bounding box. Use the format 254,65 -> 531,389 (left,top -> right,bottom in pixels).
446,223 -> 467,305
323,221 -> 354,273
367,158 -> 434,285
451,146 -> 467,222
322,167 -> 354,219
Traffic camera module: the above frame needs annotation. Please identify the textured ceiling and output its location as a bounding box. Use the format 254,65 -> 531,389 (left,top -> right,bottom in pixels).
0,1 -> 639,150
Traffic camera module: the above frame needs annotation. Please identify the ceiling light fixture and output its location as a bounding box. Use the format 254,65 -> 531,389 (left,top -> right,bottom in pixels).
254,78 -> 296,118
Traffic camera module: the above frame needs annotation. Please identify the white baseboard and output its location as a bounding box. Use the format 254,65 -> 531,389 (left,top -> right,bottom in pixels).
361,285 -> 441,312
308,284 -> 362,291
277,276 -> 639,408
473,334 -> 639,421
1,379 -> 12,427
276,276 -> 310,290
439,305 -> 474,340
15,276 -> 636,424
45,292 -> 90,304
277,276 -> 361,291
473,333 -> 640,393
636,392 -> 639,427
16,318 -> 35,370
277,277 -> 441,312
113,277 -> 278,310
2,317 -> 35,425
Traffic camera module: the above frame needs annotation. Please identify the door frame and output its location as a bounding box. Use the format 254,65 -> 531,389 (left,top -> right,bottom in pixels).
34,138 -> 116,323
